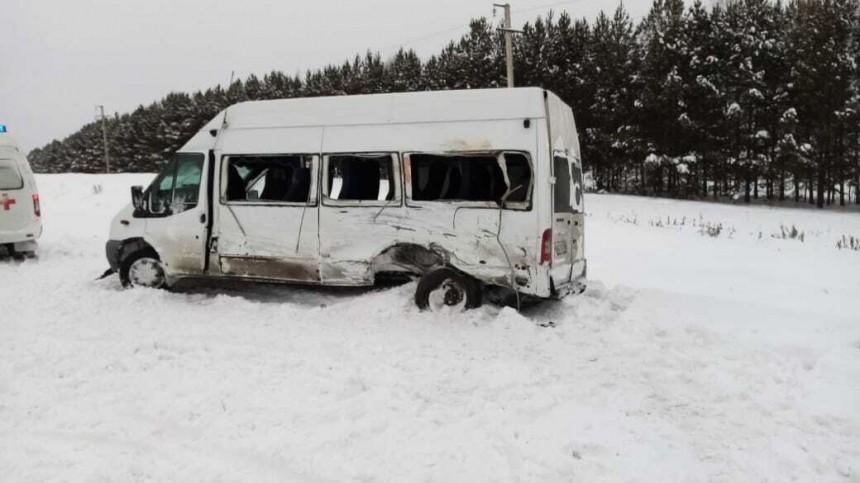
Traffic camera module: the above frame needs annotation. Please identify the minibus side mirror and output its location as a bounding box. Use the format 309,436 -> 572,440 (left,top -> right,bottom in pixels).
131,185 -> 145,211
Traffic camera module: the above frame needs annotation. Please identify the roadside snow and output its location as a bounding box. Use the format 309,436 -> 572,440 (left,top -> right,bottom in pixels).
1,174 -> 858,482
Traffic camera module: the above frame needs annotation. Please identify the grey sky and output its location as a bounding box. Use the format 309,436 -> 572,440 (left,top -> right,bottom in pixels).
2,0 -> 653,152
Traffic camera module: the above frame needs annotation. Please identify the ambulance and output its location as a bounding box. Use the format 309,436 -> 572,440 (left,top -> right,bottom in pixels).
0,126 -> 41,259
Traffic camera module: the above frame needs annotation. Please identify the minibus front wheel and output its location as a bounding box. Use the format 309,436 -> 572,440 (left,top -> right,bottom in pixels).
120,248 -> 167,289
415,268 -> 482,312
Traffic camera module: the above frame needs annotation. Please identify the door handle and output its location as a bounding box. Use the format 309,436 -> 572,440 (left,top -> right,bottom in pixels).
200,213 -> 207,224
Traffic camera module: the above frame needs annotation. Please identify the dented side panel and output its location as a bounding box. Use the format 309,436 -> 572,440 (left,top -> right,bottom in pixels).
214,151 -> 322,283
316,120 -> 545,294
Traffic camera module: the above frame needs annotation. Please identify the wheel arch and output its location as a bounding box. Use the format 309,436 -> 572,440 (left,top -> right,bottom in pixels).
369,242 -> 449,277
116,237 -> 159,266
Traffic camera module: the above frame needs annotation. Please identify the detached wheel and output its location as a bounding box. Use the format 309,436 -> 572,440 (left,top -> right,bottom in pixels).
415,268 -> 482,312
120,249 -> 167,289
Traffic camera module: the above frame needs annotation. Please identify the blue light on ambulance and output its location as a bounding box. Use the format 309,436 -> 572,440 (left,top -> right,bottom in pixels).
0,125 -> 6,133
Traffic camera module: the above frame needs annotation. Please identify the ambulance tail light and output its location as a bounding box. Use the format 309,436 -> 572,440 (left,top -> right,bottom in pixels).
540,228 -> 552,266
32,194 -> 41,217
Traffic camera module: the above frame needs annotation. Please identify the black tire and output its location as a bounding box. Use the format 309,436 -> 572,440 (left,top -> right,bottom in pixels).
415,267 -> 482,311
8,248 -> 36,261
119,248 -> 167,289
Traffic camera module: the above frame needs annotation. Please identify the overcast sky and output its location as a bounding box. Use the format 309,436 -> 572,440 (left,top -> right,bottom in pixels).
2,0 -> 654,152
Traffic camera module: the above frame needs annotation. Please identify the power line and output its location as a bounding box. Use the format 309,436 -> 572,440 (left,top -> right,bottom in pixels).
380,23 -> 474,54
378,0 -> 585,56
513,0 -> 587,15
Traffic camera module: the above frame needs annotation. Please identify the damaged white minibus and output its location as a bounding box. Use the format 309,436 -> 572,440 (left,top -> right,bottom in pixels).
105,88 -> 586,310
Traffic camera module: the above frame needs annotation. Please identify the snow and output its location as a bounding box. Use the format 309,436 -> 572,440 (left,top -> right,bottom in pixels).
782,107 -> 798,122
726,102 -> 742,116
682,153 -> 698,164
644,153 -> 660,165
2,174 -> 859,482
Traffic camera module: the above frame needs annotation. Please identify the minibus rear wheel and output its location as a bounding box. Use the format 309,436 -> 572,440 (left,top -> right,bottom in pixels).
120,248 -> 167,289
415,268 -> 482,312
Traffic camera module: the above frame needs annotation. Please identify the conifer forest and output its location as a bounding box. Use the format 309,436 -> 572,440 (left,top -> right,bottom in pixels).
28,0 -> 860,207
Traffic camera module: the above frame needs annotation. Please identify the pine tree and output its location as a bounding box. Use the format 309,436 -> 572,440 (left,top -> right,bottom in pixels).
26,0 -> 860,207
638,0 -> 688,196
587,5 -> 640,192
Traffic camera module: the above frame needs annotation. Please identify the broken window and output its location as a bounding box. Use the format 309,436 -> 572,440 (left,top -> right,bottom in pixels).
504,153 -> 532,203
553,155 -> 573,214
326,154 -> 395,202
408,152 -> 532,207
224,155 -> 314,204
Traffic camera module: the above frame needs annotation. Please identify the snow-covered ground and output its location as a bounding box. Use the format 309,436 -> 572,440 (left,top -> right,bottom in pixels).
2,174 -> 859,482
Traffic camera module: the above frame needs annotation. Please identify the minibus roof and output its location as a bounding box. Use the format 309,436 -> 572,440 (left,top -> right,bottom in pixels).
223,87 -> 553,130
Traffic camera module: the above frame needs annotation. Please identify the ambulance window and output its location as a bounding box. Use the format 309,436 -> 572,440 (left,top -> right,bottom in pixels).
327,154 -> 394,201
224,155 -> 313,204
0,159 -> 24,190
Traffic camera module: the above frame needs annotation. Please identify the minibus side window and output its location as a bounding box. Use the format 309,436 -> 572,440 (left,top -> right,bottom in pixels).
223,155 -> 313,204
147,154 -> 204,215
408,152 -> 532,207
149,162 -> 176,214
571,160 -> 584,210
0,159 -> 24,190
553,155 -> 573,214
327,154 -> 394,202
505,153 -> 532,203
173,157 -> 203,211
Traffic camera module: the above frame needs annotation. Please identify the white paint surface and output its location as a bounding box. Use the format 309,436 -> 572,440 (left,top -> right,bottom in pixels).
0,133 -> 41,246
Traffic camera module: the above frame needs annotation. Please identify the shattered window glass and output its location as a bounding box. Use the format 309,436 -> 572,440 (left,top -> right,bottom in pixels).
327,154 -> 394,202
225,155 -> 313,203
504,153 -> 532,203
553,155 -> 573,214
409,152 -> 532,207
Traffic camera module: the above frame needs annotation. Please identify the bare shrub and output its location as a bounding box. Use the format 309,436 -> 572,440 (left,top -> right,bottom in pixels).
836,235 -> 860,251
772,224 -> 805,242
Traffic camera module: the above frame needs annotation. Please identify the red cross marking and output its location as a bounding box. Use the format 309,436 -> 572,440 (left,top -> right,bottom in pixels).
1,194 -> 16,211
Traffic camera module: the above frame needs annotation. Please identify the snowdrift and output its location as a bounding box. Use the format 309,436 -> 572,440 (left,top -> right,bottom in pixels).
1,174 -> 858,481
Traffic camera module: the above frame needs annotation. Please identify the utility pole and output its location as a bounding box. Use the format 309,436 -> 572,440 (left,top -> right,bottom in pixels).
96,105 -> 110,173
494,3 -> 522,88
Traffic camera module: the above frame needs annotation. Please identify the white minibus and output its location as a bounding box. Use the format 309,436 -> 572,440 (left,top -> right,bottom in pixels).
105,88 -> 586,310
